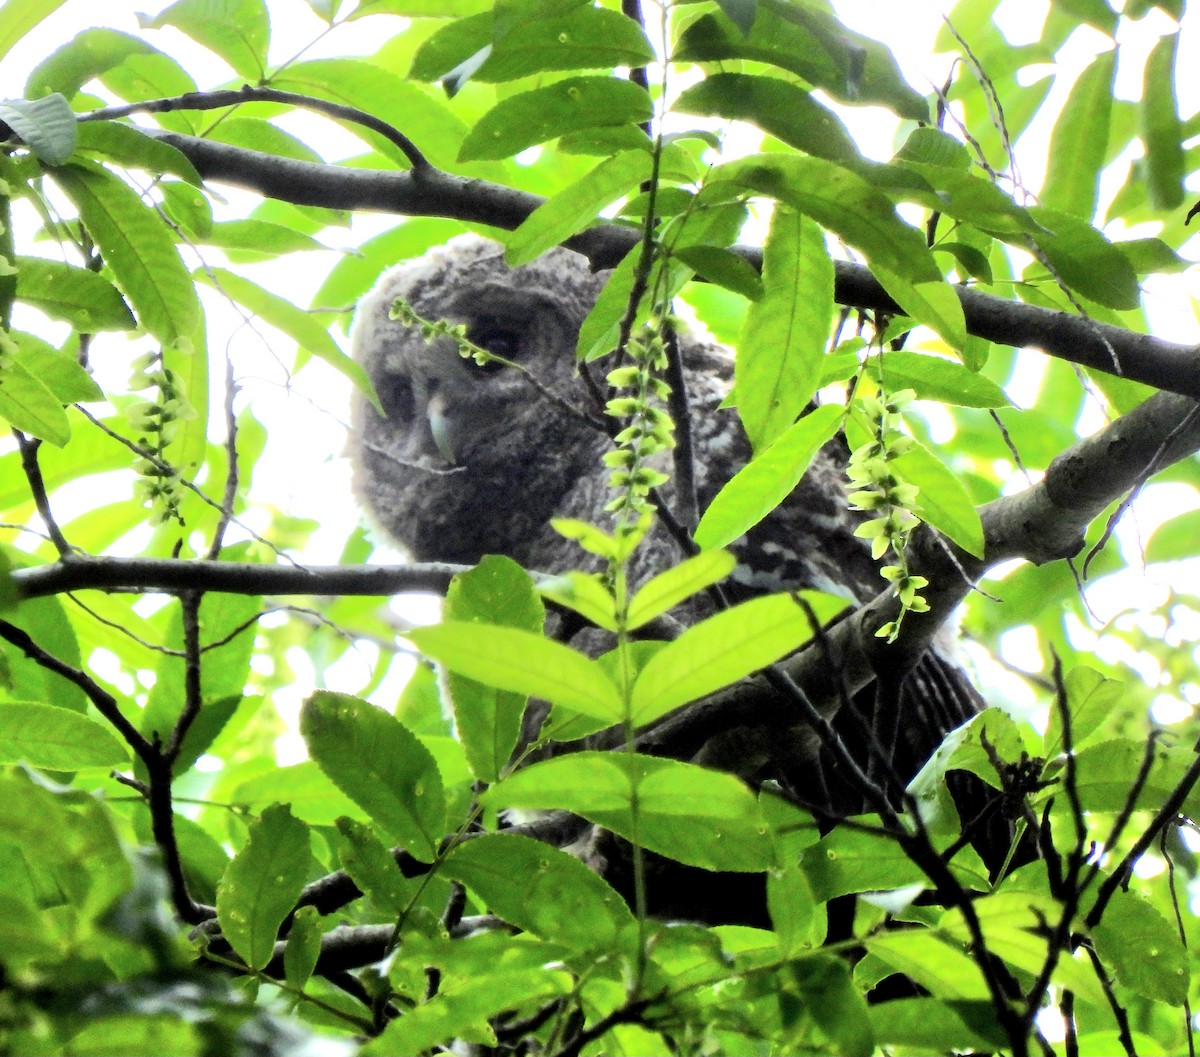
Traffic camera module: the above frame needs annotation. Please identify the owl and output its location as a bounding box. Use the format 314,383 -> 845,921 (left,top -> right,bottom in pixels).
349,235 -> 986,830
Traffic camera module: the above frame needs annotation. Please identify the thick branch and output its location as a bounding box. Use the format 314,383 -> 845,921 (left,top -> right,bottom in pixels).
12,555 -> 465,599
145,130 -> 1200,400
641,389 -> 1200,752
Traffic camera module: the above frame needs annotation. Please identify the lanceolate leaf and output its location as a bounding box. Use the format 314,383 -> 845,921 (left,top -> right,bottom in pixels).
630,591 -> 849,726
301,691 -> 446,861
195,268 -> 379,410
872,267 -> 967,352
74,122 -> 203,186
216,804 -> 312,971
15,257 -> 135,331
443,833 -> 634,951
1039,51 -> 1114,219
625,550 -> 737,631
458,77 -> 653,162
0,0 -> 68,66
736,209 -> 833,450
53,162 -> 200,345
0,359 -> 70,445
0,702 -> 126,768
334,817 -> 416,915
675,4 -> 928,122
443,556 -> 544,783
893,439 -> 985,558
867,351 -> 1009,408
695,404 -> 843,550
1025,206 -> 1140,310
407,622 -> 623,723
507,150 -> 652,267
138,0 -> 270,80
485,752 -> 774,871
710,155 -> 942,285
675,74 -> 862,165
1141,31 -> 1185,210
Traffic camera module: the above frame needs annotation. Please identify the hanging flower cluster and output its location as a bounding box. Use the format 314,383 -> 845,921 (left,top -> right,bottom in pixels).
602,317 -> 675,530
128,350 -> 194,525
846,386 -> 929,641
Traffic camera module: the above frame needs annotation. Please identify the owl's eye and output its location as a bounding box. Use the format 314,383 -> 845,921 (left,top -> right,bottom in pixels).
381,374 -> 415,421
466,322 -> 523,373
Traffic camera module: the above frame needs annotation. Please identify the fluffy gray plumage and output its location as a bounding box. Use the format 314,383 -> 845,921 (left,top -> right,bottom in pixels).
349,236 -> 986,822
350,236 -> 877,603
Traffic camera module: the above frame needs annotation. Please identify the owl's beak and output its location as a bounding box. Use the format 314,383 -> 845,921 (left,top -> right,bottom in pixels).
426,389 -> 458,465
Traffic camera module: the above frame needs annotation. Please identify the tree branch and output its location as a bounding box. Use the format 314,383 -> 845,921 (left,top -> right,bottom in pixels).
140,129 -> 1200,400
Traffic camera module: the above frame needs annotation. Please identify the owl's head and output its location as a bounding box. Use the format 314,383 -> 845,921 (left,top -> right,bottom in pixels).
349,236 -> 611,564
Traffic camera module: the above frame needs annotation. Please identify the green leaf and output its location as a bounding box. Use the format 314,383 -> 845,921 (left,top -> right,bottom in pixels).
74,122 -> 203,186
216,804 -> 311,972
14,336 -> 104,403
301,691 -> 446,861
334,816 -> 417,915
15,256 -> 135,332
413,5 -> 651,87
273,59 -> 472,172
873,267 -> 967,352
625,550 -> 737,631
674,73 -> 861,165
506,150 -> 652,267
694,404 -> 843,550
283,905 -> 322,991
675,5 -> 928,122
233,761 -> 368,827
673,245 -> 763,301
443,556 -> 544,783
1057,738 -> 1200,816
458,77 -> 652,162
1142,32 -> 1185,210
736,209 -> 833,450
869,998 -> 1003,1052
908,707 -> 1027,799
803,827 -> 924,902
0,359 -> 70,445
407,622 -> 623,723
942,890 -> 1108,1009
0,0 -> 69,66
710,155 -> 942,284
866,351 -> 1008,407
1025,206 -> 1140,311
894,126 -> 971,170
194,268 -> 379,411
0,702 -> 126,768
893,438 -> 984,558
1044,666 -> 1122,756
485,752 -> 774,871
537,571 -> 617,632
53,162 -> 200,345
25,27 -> 158,99
1147,509 -> 1200,563
443,833 -> 634,951
1040,51 -> 1114,218
863,932 -> 991,999
630,591 -> 847,727
138,0 -> 270,80
364,967 -> 572,1057
0,94 -> 75,164
1090,887 -> 1188,1005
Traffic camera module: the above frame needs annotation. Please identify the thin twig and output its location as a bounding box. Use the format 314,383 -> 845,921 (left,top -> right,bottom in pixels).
0,618 -> 152,758
14,431 -> 72,557
81,86 -> 431,172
